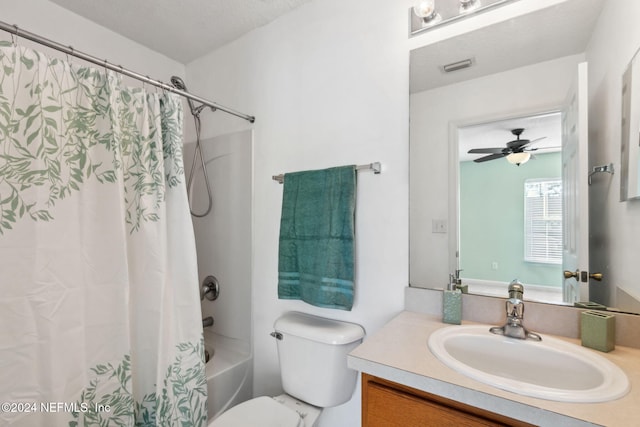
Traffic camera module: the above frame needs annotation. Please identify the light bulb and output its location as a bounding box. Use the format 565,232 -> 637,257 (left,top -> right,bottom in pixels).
413,0 -> 441,26
413,0 -> 436,19
506,152 -> 531,166
459,0 -> 481,13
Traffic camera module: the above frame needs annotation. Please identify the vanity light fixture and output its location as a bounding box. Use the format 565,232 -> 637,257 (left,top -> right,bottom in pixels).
506,152 -> 531,166
410,0 -> 519,36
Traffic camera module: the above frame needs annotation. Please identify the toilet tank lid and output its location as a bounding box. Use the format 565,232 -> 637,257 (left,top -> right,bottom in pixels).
274,312 -> 365,345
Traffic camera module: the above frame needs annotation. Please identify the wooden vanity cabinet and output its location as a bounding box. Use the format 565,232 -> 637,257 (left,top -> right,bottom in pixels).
361,374 -> 534,427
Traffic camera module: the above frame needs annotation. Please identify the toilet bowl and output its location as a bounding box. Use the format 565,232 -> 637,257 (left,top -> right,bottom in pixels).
210,394 -> 321,427
209,312 -> 365,427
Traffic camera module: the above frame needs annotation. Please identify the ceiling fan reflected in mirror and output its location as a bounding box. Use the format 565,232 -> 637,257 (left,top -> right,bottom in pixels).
468,128 -> 549,166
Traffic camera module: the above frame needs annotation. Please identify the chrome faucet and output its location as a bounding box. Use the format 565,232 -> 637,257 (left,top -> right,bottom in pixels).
489,280 -> 541,341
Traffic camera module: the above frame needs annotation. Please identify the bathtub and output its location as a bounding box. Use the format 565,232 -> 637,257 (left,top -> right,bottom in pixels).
203,329 -> 253,422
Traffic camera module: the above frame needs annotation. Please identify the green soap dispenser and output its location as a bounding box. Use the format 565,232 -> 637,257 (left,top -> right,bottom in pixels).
443,271 -> 462,325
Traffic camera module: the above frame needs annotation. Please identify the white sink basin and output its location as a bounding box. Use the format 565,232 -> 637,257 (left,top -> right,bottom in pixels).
428,325 -> 629,402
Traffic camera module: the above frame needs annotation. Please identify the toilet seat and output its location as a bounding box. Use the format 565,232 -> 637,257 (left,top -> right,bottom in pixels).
210,396 -> 304,427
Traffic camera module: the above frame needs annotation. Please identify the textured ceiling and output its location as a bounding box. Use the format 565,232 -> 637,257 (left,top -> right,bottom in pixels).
50,0 -> 312,63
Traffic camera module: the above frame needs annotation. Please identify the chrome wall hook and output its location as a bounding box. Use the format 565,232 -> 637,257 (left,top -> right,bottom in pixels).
588,163 -> 614,185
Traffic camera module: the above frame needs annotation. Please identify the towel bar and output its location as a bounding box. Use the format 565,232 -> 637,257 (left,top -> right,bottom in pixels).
272,162 -> 381,184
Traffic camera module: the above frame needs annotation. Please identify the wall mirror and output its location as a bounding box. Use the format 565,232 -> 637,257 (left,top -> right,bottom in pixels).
620,47 -> 640,201
409,0 -> 640,314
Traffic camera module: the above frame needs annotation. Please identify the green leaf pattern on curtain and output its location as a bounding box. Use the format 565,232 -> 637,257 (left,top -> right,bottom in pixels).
68,340 -> 207,427
0,43 -> 183,234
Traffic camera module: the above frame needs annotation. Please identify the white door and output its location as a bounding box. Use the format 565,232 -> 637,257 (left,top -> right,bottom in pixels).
562,62 -> 589,304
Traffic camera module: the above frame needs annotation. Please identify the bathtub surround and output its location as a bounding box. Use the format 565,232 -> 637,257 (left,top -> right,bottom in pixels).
203,329 -> 253,421
186,130 -> 254,421
278,165 -> 357,311
188,130 -> 253,344
0,43 -> 205,426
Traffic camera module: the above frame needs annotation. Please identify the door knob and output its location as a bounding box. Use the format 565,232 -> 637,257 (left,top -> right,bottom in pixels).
589,272 -> 603,281
564,270 -> 603,282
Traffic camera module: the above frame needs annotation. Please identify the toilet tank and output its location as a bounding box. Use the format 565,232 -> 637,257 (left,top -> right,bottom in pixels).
273,311 -> 365,408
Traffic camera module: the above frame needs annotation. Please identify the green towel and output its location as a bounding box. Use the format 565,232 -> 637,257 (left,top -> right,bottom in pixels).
278,165 -> 356,311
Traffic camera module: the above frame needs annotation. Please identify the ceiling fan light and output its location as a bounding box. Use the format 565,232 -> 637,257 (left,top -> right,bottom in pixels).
506,152 -> 531,166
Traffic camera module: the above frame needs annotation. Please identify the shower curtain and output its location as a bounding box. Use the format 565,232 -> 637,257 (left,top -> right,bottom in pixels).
0,42 -> 206,426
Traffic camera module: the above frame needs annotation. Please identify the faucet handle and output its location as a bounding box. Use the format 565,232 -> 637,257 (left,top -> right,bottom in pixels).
201,275 -> 220,301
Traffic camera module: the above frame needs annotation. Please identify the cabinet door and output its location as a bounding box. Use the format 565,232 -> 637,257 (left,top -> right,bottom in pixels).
362,374 -> 532,427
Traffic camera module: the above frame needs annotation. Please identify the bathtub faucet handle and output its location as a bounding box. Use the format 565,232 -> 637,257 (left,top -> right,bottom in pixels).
201,275 -> 220,301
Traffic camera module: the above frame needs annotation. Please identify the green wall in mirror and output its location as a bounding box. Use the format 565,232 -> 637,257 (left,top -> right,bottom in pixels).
459,152 -> 561,287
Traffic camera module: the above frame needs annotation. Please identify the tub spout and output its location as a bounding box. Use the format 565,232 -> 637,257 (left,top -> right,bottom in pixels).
202,316 -> 214,328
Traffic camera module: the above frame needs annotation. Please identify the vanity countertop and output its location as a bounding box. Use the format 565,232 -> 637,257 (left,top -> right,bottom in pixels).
348,311 -> 640,427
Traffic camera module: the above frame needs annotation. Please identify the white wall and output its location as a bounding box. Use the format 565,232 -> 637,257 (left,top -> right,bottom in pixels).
185,1 -> 410,425
410,54 -> 584,288
3,0 -> 184,84
586,0 -> 640,310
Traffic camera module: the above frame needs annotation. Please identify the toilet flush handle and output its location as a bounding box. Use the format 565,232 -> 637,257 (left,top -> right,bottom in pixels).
270,332 -> 283,340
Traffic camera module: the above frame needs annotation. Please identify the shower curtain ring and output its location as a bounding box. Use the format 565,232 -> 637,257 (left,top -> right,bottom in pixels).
66,46 -> 74,64
144,76 -> 152,92
11,25 -> 19,47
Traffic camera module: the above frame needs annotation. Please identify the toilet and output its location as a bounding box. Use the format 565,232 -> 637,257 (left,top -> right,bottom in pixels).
210,311 -> 365,427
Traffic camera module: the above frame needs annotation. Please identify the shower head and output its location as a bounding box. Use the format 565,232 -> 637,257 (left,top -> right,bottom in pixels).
170,75 -> 206,116
170,75 -> 187,91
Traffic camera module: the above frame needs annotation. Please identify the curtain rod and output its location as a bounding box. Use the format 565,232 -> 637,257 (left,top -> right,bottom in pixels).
0,20 -> 255,123
272,162 -> 382,184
